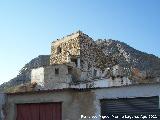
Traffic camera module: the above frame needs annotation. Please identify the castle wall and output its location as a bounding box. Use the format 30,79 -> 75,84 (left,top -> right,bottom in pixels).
78,35 -> 110,80
50,31 -> 117,82
50,32 -> 81,65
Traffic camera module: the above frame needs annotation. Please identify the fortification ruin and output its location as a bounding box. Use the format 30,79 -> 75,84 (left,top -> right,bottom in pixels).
31,31 -> 131,89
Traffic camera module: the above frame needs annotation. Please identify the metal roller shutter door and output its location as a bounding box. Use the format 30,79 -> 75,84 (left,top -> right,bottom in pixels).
101,96 -> 160,120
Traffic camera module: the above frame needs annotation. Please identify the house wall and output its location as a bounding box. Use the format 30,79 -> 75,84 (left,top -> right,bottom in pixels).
6,83 -> 160,120
93,83 -> 160,120
31,67 -> 44,86
31,65 -> 72,89
70,77 -> 131,89
31,66 -> 131,89
44,65 -> 72,89
0,93 -> 6,120
6,90 -> 96,120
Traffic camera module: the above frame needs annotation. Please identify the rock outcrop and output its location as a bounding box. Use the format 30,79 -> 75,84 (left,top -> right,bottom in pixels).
96,39 -> 160,83
0,55 -> 50,92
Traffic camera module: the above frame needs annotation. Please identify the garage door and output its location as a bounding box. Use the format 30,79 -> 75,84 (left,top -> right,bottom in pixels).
16,102 -> 61,120
101,96 -> 160,120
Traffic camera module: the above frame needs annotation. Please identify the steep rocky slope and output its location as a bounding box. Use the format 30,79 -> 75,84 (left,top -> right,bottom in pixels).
96,39 -> 160,83
0,55 -> 50,91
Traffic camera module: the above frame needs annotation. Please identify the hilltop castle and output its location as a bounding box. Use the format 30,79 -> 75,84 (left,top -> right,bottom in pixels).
31,31 -> 131,89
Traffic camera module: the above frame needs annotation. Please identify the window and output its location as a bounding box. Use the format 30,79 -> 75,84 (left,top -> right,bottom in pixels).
71,58 -> 77,67
55,68 -> 59,75
121,79 -> 123,84
57,46 -> 62,54
68,67 -> 73,74
93,69 -> 97,77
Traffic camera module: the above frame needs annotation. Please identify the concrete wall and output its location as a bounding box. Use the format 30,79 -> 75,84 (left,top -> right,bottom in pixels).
44,65 -> 70,81
6,83 -> 160,120
93,83 -> 160,120
0,93 -> 6,120
31,66 -> 131,89
6,90 -> 96,120
31,67 -> 44,86
31,65 -> 72,89
70,77 -> 131,89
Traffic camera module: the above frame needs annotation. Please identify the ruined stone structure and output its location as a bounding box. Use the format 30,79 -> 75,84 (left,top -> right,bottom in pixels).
50,31 -> 109,81
51,31 -> 123,79
1,31 -> 160,120
1,30 -> 160,92
31,31 -> 131,89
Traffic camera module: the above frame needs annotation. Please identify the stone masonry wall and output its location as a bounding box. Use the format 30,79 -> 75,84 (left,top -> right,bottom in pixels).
50,32 -> 81,64
50,31 -> 117,81
79,35 -> 112,80
50,31 -> 160,84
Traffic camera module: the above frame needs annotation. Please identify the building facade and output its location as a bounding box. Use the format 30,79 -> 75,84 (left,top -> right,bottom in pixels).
0,31 -> 160,120
5,83 -> 160,120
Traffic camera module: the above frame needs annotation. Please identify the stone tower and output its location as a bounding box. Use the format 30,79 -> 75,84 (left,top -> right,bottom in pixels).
51,31 -> 91,67
50,31 -> 110,80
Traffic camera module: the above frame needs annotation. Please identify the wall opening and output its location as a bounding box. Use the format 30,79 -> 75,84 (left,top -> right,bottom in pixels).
68,66 -> 77,82
68,67 -> 73,74
57,46 -> 62,54
93,69 -> 97,77
121,79 -> 123,85
71,58 -> 77,67
55,68 -> 59,75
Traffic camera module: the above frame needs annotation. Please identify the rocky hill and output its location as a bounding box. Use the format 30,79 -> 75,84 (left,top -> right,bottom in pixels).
0,39 -> 160,91
0,55 -> 50,92
96,39 -> 160,83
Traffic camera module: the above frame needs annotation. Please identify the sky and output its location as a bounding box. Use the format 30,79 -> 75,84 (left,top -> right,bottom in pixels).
0,0 -> 160,84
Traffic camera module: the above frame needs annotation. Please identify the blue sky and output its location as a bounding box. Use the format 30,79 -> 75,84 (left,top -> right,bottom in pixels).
0,0 -> 160,84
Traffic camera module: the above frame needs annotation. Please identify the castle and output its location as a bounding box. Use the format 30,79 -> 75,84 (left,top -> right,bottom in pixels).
31,31 -> 131,90
2,31 -> 160,120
